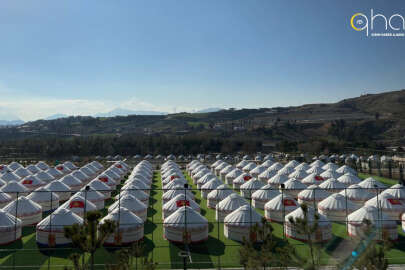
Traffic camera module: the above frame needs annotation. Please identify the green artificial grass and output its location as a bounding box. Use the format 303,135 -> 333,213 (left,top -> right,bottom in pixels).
358,173 -> 399,187
1,170 -> 405,269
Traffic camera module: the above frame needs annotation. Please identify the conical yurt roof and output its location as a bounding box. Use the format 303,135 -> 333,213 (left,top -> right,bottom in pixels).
306,166 -> 325,175
224,205 -> 262,226
207,184 -> 233,200
347,205 -> 395,227
162,188 -> 194,201
45,167 -> 63,178
265,194 -> 299,211
285,206 -> 330,226
27,187 -> 60,202
302,173 -> 326,185
225,168 -> 243,179
297,185 -> 330,201
268,162 -> 283,171
108,194 -> 147,213
34,171 -> 55,183
258,168 -> 277,180
36,208 -> 83,232
61,195 -> 97,212
339,184 -> 374,201
382,184 -> 405,199
201,178 -> 223,191
320,169 -> 342,179
1,171 -> 21,183
26,164 -> 40,174
252,184 -> 280,201
1,180 -> 29,193
3,196 -> 42,215
0,209 -> 22,228
14,167 -> 31,178
318,193 -> 358,212
268,173 -> 289,186
365,193 -> 405,211
216,193 -> 249,211
163,206 -> 207,229
358,177 -> 387,190
45,181 -> 71,192
36,161 -> 50,171
100,207 -> 143,229
8,162 -> 23,171
163,194 -> 200,213
240,178 -> 265,190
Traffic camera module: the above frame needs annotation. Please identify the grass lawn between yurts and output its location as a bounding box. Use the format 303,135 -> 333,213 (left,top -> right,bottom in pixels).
0,169 -> 405,269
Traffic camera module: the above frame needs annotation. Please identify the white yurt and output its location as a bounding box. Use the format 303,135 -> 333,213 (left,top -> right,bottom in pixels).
240,178 -> 265,199
261,159 -> 274,167
242,162 -> 257,173
365,193 -> 405,222
277,166 -> 295,176
336,165 -> 356,175
250,165 -> 267,178
340,184 -> 374,207
215,162 -> 229,176
0,192 -> 13,208
251,185 -> 280,209
268,162 -> 283,171
55,164 -> 71,175
216,193 -> 249,221
382,184 -> 405,203
219,165 -> 234,181
258,168 -> 278,184
225,168 -> 243,186
26,164 -> 40,174
295,162 -> 310,172
8,162 -> 23,171
337,173 -> 362,187
88,180 -> 111,199
318,193 -> 359,222
358,177 -> 387,194
3,197 -> 42,226
60,195 -> 97,217
20,175 -> 45,191
201,178 -> 223,199
14,167 -> 31,179
36,208 -> 83,247
163,206 -> 208,243
45,167 -> 63,179
207,184 -> 234,209
44,181 -> 72,201
288,169 -> 309,181
192,169 -> 210,184
162,188 -> 194,204
35,171 -> 55,184
310,160 -> 325,167
224,205 -> 263,242
302,173 -> 326,186
322,162 -> 339,171
75,189 -> 105,210
1,171 -> 21,183
27,187 -> 60,213
297,185 -> 330,207
36,161 -> 50,171
0,210 -> 22,245
197,173 -> 217,190
320,169 -> 342,180
63,161 -> 78,171
163,179 -> 189,192
347,205 -> 397,240
162,194 -> 200,219
117,189 -> 149,206
100,207 -> 144,246
60,175 -> 82,191
123,181 -> 150,196
233,173 -> 253,191
1,181 -> 29,198
284,206 -> 332,243
285,160 -> 300,168
267,173 -> 289,188
236,160 -> 249,170
318,178 -> 346,193
70,170 -> 90,185
264,194 -> 299,222
306,166 -> 325,175
282,178 -> 307,199
108,194 -> 148,221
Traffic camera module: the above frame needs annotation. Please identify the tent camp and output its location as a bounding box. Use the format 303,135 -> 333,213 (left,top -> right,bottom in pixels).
216,193 -> 249,221
224,205 -> 263,242
3,196 -> 42,226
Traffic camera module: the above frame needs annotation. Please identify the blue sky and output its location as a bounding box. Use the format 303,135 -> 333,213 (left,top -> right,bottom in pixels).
0,0 -> 404,121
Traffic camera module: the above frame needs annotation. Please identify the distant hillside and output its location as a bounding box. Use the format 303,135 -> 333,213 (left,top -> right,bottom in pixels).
1,89 -> 404,152
94,108 -> 167,117
45,114 -> 69,120
0,120 -> 24,126
195,107 -> 223,113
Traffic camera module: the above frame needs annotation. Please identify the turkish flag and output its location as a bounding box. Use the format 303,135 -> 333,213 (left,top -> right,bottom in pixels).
283,199 -> 297,206
388,198 -> 402,205
176,200 -> 190,207
99,176 -> 108,182
69,200 -> 85,208
314,176 -> 324,181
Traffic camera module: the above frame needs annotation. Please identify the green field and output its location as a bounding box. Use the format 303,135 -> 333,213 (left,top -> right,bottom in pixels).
0,170 -> 405,269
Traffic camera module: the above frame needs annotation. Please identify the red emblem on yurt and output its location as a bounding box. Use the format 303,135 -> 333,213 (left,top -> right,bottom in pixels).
243,175 -> 252,181
176,200 -> 190,207
388,198 -> 402,205
283,199 -> 296,206
99,176 -> 108,182
114,232 -> 123,245
171,175 -> 179,180
314,176 -> 324,181
69,200 -> 85,208
22,179 -> 33,185
116,164 -> 123,169
56,166 -> 64,171
0,165 -> 3,170
48,234 -> 56,247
